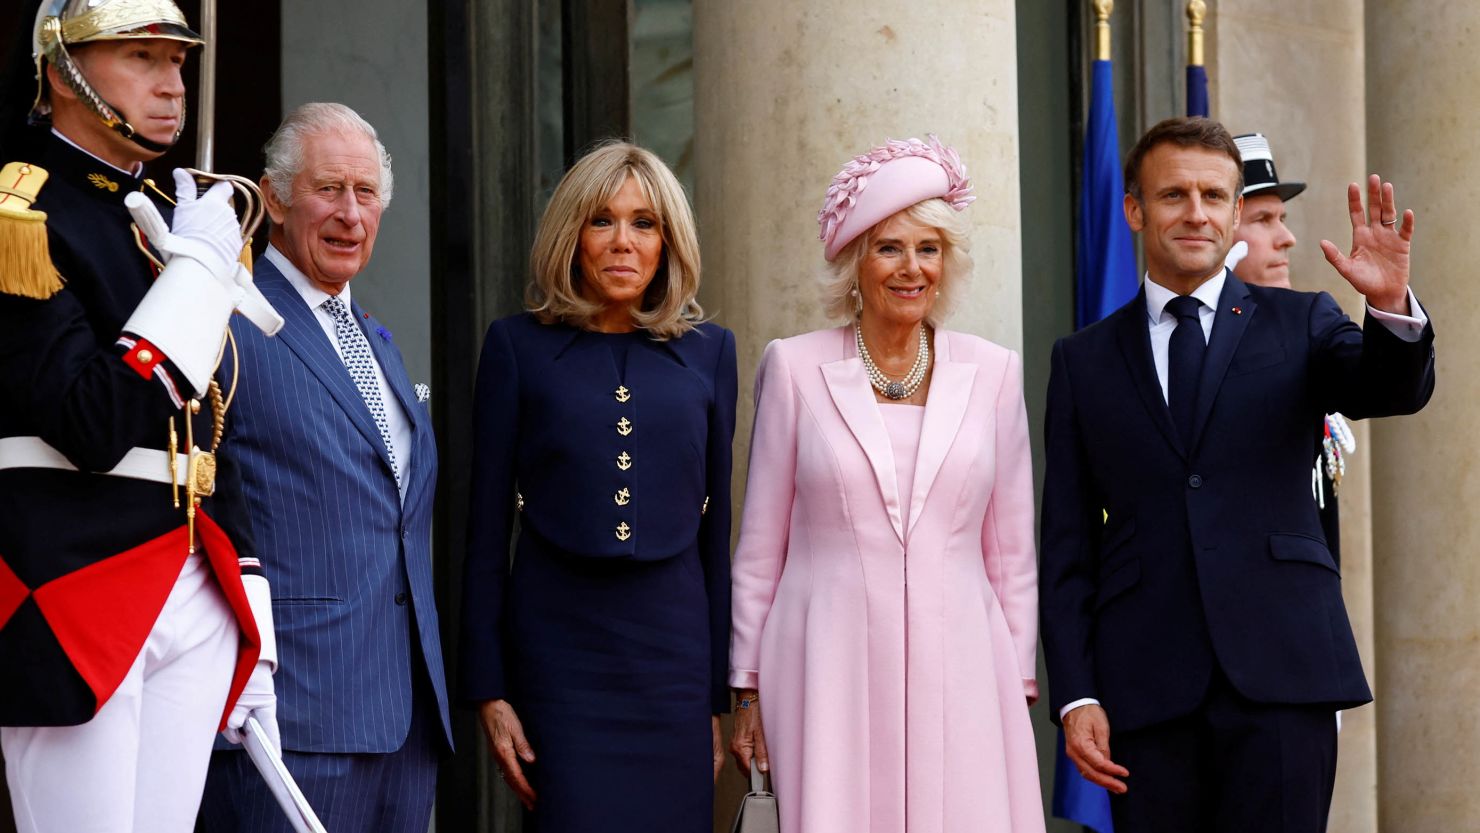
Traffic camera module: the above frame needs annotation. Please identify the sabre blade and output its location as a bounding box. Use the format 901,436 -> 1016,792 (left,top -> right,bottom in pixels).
195,0 -> 217,172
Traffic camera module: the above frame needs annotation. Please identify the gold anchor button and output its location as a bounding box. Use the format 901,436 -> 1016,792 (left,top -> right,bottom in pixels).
614,487 -> 631,506
617,417 -> 633,437
615,521 -> 632,542
615,385 -> 631,403
616,451 -> 632,471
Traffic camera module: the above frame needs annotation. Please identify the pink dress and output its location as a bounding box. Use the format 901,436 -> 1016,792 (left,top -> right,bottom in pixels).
880,404 -> 926,533
731,327 -> 1045,833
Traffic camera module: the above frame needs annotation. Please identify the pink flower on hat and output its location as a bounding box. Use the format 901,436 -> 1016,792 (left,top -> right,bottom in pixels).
818,134 -> 975,261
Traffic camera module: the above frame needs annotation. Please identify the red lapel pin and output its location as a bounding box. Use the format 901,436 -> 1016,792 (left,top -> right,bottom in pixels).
1232,306 -> 1243,315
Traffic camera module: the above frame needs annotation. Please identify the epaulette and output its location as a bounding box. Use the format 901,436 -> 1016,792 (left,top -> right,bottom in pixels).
0,161 -> 63,300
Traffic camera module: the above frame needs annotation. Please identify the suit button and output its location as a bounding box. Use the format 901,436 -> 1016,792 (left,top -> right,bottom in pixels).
614,487 -> 631,506
394,591 -> 408,606
615,385 -> 631,403
400,527 -> 408,540
617,417 -> 633,437
616,521 -> 632,542
1188,474 -> 1203,489
617,451 -> 632,471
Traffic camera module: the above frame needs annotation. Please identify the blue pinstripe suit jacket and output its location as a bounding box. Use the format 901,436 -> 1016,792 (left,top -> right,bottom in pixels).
216,259 -> 451,754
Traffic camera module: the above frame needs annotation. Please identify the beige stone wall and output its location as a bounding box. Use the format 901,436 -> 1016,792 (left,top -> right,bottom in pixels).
1212,2 -> 1376,829
692,0 -> 1024,824
1366,2 -> 1480,829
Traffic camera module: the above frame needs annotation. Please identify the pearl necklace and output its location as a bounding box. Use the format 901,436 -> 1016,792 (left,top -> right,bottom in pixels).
856,322 -> 930,400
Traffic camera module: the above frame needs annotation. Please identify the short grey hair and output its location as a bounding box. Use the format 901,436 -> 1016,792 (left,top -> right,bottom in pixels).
820,198 -> 973,326
262,102 -> 394,208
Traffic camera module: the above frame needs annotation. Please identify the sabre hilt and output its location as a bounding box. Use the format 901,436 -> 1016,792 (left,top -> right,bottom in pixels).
124,190 -> 284,337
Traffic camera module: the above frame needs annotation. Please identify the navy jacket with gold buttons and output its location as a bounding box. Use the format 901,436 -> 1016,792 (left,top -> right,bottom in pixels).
461,312 -> 738,711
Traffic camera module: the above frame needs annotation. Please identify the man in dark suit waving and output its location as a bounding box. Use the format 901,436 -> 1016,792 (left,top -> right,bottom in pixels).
1040,117 -> 1434,833
198,103 -> 451,832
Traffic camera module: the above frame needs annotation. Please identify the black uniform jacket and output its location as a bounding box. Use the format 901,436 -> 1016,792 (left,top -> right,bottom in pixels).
0,134 -> 259,726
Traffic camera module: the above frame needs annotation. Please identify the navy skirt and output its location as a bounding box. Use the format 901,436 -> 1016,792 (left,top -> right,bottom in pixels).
508,529 -> 713,833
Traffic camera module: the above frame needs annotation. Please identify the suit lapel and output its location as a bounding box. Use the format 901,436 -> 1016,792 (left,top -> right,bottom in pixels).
1114,289 -> 1185,458
360,308 -> 420,434
821,327 -> 905,544
905,330 -> 975,541
255,264 -> 397,477
1189,271 -> 1256,453
359,304 -> 434,506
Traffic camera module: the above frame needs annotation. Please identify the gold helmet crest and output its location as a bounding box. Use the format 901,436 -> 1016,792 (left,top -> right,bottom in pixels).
30,0 -> 203,151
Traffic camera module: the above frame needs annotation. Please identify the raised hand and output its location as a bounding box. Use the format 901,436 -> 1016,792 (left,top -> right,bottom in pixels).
1320,174 -> 1415,313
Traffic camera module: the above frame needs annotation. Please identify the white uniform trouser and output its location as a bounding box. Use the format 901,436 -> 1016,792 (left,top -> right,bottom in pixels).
3,552 -> 239,833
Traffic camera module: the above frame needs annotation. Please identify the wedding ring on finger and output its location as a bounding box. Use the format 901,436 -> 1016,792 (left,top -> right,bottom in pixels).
1382,218 -> 1398,226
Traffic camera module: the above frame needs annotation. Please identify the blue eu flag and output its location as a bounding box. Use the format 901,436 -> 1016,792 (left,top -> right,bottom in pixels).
1053,57 -> 1133,833
1074,60 -> 1138,331
1187,64 -> 1210,117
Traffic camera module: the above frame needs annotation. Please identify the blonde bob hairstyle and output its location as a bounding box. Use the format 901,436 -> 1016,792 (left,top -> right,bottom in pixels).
527,141 -> 703,339
820,198 -> 973,326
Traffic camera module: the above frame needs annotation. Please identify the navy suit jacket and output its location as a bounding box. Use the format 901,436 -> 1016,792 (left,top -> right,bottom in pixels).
460,313 -> 737,713
217,259 -> 451,753
1040,273 -> 1434,732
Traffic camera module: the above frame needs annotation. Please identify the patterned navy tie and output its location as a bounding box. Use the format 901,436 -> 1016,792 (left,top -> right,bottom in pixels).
322,295 -> 400,487
1166,295 -> 1206,447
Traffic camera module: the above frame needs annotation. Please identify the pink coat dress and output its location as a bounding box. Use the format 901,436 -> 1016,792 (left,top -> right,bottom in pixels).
730,326 -> 1045,833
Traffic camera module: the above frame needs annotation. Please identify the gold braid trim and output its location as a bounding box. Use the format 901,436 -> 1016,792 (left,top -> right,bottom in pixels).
0,163 -> 64,300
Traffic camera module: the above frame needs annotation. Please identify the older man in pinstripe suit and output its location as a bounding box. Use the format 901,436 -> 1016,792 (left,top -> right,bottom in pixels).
197,103 -> 451,833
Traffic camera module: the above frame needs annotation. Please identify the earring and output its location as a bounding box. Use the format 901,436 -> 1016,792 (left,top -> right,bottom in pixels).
851,284 -> 862,314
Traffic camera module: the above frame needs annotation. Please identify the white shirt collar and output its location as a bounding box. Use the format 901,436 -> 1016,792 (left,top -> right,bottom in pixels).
51,128 -> 143,178
1144,268 -> 1227,324
266,244 -> 353,313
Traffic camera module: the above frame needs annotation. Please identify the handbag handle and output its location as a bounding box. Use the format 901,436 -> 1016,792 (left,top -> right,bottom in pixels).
750,765 -> 768,794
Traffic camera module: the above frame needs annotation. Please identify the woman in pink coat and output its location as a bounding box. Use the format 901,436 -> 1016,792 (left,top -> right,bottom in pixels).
728,137 -> 1045,833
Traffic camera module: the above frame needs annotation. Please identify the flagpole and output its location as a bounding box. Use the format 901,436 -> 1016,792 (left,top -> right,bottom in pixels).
1093,0 -> 1113,62
1185,0 -> 1210,117
1186,0 -> 1206,69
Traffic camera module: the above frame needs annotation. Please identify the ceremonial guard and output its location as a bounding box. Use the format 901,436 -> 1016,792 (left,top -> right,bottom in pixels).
0,2 -> 280,831
1226,133 -> 1356,564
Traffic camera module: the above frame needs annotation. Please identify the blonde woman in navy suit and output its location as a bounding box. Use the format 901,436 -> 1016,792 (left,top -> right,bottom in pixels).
460,142 -> 737,832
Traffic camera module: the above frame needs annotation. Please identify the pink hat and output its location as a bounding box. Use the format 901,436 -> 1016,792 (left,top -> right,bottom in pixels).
818,135 -> 975,261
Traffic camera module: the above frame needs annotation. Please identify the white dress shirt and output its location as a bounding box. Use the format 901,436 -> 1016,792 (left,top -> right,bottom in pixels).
1060,269 -> 1430,721
266,245 -> 412,498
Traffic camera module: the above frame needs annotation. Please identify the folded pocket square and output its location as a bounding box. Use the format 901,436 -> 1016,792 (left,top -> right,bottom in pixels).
415,383 -> 431,403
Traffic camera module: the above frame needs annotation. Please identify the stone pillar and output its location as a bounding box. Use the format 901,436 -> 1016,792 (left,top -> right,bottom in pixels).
692,0 -> 1023,823
1212,3 -> 1377,830
692,1 -> 1024,367
1365,2 -> 1480,828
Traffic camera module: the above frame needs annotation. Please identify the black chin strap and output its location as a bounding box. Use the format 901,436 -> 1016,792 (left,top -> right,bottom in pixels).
99,96 -> 187,155
106,115 -> 174,154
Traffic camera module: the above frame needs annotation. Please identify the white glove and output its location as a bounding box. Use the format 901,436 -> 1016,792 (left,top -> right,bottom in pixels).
1224,240 -> 1249,273
165,169 -> 244,276
222,573 -> 280,749
121,171 -> 248,397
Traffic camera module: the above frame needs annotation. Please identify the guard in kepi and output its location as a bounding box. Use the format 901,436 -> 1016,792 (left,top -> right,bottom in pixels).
0,2 -> 280,831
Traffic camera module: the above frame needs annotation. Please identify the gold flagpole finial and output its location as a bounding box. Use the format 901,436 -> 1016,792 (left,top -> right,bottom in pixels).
1092,0 -> 1114,62
1186,0 -> 1207,68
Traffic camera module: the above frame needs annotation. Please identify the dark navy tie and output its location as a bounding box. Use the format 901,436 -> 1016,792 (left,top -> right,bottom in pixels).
1166,295 -> 1206,446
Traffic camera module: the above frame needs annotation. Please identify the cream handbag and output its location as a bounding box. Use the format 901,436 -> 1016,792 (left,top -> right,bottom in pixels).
730,766 -> 779,833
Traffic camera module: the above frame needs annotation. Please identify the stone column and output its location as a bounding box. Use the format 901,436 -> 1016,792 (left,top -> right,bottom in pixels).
692,1 -> 1024,368
1212,2 -> 1376,830
692,0 -> 1024,823
1365,2 -> 1480,828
